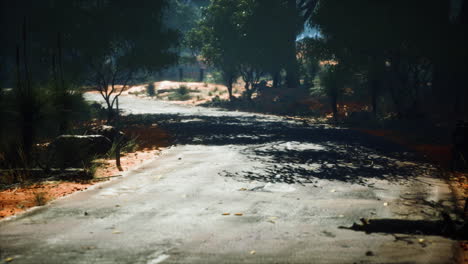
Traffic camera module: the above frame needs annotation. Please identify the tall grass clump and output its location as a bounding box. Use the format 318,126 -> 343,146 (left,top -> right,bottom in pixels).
168,85 -> 192,101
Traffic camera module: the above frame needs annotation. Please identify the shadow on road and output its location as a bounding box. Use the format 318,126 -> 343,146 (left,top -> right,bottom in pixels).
123,113 -> 432,186
340,218 -> 467,240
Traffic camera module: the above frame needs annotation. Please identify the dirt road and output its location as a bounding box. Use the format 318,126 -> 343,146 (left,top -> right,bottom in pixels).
0,94 -> 459,263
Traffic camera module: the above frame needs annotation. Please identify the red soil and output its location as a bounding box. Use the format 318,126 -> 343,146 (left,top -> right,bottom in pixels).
0,182 -> 91,218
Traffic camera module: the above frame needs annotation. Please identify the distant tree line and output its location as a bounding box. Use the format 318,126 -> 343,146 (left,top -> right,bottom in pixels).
187,0 -> 468,121
186,0 -> 319,100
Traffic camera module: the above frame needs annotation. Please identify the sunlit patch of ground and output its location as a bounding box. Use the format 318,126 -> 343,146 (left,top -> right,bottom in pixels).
0,182 -> 92,218
0,124 -> 170,219
125,81 -> 245,105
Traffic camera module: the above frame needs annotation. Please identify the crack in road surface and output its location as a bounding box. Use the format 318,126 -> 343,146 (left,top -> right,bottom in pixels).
0,94 -> 458,263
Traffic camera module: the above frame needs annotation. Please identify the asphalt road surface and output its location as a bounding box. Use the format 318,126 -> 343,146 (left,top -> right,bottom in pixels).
0,94 -> 459,263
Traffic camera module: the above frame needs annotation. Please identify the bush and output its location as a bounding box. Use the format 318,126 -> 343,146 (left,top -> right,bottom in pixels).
178,85 -> 189,95
168,85 -> 192,101
0,81 -> 92,169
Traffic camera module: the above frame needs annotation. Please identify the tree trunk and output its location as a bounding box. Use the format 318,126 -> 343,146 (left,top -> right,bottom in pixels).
179,68 -> 183,81
21,18 -> 34,164
105,99 -> 114,124
224,70 -> 235,101
244,81 -> 252,100
331,94 -> 338,123
370,79 -> 379,116
199,68 -> 204,82
115,97 -> 122,171
285,39 -> 299,88
227,82 -> 233,101
272,71 -> 280,88
285,0 -> 300,88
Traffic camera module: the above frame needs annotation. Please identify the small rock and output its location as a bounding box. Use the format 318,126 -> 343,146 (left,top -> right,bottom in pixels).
365,251 -> 374,256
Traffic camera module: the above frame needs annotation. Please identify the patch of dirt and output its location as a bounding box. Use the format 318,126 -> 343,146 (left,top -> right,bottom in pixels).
0,182 -> 91,218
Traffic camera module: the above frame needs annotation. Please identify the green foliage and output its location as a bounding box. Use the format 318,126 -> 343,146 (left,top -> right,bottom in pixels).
0,82 -> 92,168
106,137 -> 139,159
168,85 -> 192,101
166,0 -> 200,34
1,0 -> 180,123
206,71 -> 224,84
186,0 -> 309,93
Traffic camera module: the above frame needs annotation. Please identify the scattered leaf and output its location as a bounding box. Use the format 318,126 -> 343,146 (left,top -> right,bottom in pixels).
112,230 -> 122,234
238,188 -> 247,191
338,214 -> 345,218
418,238 -> 425,243
360,218 -> 370,225
250,250 -> 256,255
4,257 -> 13,262
330,189 -> 336,193
383,202 -> 389,206
234,213 -> 243,216
222,213 -> 230,216
267,220 -> 276,224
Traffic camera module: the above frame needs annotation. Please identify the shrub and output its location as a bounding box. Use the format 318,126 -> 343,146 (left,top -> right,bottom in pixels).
168,85 -> 192,101
178,85 -> 189,95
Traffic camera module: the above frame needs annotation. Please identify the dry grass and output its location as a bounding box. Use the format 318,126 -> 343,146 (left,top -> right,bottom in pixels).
34,192 -> 48,206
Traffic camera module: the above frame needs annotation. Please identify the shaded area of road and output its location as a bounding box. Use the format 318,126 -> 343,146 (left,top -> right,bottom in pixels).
0,94 -> 459,263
